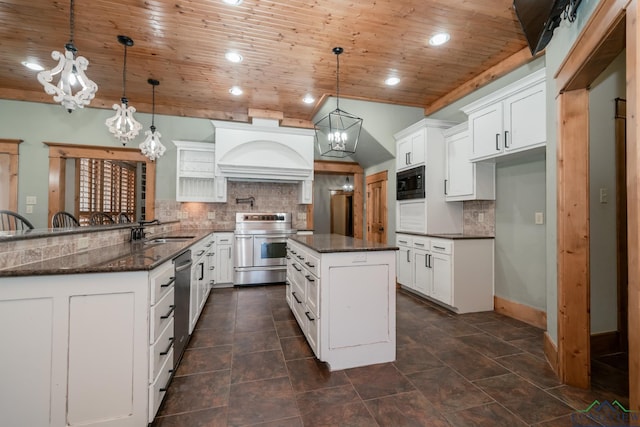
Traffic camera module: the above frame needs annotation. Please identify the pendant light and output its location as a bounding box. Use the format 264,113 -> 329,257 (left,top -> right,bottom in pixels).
36,0 -> 98,112
314,47 -> 363,158
342,176 -> 353,192
139,79 -> 166,161
105,35 -> 142,144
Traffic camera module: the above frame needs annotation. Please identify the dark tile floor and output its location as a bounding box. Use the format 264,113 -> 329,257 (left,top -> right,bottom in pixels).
152,285 -> 630,427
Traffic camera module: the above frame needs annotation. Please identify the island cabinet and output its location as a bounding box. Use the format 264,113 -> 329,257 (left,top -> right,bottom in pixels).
0,267 -> 169,426
286,234 -> 397,371
396,233 -> 495,313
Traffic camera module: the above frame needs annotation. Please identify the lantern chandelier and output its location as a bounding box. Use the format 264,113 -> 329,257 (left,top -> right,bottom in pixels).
36,0 -> 98,112
139,79 -> 166,161
105,35 -> 142,144
314,47 -> 363,158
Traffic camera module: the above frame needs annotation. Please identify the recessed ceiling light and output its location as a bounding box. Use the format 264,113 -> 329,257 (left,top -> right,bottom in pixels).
21,61 -> 44,71
385,77 -> 400,86
222,0 -> 243,5
429,32 -> 450,46
225,51 -> 243,63
229,86 -> 243,96
303,95 -> 315,104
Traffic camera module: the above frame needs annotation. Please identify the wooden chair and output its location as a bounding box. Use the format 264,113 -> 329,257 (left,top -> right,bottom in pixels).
0,210 -> 34,231
89,212 -> 115,226
118,212 -> 133,223
52,211 -> 80,228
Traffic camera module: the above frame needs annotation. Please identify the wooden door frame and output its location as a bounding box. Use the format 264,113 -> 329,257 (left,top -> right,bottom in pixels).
553,0 -> 638,409
366,170 -> 388,244
309,160 -> 364,239
44,142 -> 156,226
0,139 -> 22,212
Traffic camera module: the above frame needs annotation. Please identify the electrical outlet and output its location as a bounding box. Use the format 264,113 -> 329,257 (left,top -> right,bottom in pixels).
207,212 -> 215,220
477,212 -> 484,223
182,211 -> 188,219
26,196 -> 37,205
535,212 -> 544,225
25,205 -> 33,214
77,237 -> 89,250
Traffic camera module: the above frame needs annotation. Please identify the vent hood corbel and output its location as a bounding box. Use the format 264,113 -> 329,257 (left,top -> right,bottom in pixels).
211,118 -> 316,203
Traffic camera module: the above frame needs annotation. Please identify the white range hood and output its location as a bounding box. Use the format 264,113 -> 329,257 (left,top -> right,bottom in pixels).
211,118 -> 316,203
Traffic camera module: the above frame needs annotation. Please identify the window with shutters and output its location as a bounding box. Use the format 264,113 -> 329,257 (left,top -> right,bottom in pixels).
76,158 -> 137,225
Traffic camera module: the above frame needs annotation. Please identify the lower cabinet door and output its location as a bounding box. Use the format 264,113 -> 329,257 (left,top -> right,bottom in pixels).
431,253 -> 452,305
413,249 -> 431,295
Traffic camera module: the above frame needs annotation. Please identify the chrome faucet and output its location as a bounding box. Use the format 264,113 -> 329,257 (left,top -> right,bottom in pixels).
130,219 -> 161,241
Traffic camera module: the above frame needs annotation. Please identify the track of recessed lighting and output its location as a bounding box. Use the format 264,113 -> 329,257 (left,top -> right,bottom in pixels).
229,86 -> 243,96
222,0 -> 243,5
22,61 -> 44,71
302,95 -> 315,104
385,77 -> 400,86
225,51 -> 243,63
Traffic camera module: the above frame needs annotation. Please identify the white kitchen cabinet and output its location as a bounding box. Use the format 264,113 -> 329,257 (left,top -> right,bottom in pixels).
444,122 -> 495,202
462,69 -> 546,162
174,140 -> 226,202
287,237 -> 396,370
394,119 -> 463,234
396,127 -> 426,171
299,179 -> 313,204
213,232 -> 234,286
395,235 -> 413,287
0,271 -> 150,427
396,233 -> 494,313
190,237 -> 211,334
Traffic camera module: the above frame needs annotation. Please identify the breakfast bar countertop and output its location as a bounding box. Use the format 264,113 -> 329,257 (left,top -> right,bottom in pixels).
289,233 -> 398,253
0,229 -> 219,277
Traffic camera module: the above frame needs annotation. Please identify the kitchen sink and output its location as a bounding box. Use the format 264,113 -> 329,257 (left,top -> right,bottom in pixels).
143,236 -> 195,244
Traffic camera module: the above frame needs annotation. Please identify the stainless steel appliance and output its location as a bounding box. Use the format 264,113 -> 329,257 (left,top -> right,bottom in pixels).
397,165 -> 425,200
234,212 -> 296,285
173,249 -> 192,366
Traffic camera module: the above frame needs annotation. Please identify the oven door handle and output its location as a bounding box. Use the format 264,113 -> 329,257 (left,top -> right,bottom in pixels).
255,235 -> 289,240
235,235 -> 253,239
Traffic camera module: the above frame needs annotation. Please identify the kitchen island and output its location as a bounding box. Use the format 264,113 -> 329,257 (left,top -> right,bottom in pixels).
286,234 -> 398,371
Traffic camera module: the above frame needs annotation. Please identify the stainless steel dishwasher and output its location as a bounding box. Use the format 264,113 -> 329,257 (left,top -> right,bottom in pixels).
173,249 -> 192,366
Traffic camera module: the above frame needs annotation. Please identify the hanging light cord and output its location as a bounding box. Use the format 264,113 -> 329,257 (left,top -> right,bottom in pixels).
335,48 -> 341,110
151,84 -> 156,131
65,0 -> 77,53
121,45 -> 128,102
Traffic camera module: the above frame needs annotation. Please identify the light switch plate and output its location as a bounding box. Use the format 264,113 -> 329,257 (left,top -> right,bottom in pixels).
26,196 -> 37,205
477,212 -> 484,223
535,212 -> 544,225
25,205 -> 33,213
207,212 -> 215,220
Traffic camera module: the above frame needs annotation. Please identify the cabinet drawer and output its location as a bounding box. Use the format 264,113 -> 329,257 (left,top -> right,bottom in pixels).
412,237 -> 430,250
302,253 -> 319,277
150,287 -> 175,344
290,287 -> 306,326
304,273 -> 320,318
290,261 -> 305,290
148,346 -> 174,423
305,309 -> 319,357
396,235 -> 413,246
149,262 -> 175,305
430,239 -> 452,254
150,317 -> 174,382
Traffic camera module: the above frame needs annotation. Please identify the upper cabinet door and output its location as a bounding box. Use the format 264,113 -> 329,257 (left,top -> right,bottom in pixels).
469,102 -> 503,160
503,82 -> 546,153
396,128 -> 426,171
445,129 -> 474,199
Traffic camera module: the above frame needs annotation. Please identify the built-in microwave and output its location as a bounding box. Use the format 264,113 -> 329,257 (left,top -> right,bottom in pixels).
397,165 -> 425,200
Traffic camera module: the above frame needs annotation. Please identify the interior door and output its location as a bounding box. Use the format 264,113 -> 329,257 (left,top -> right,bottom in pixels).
366,171 -> 388,243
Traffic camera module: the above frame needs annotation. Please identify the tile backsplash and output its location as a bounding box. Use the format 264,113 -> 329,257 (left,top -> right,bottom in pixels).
463,200 -> 495,236
156,181 -> 309,230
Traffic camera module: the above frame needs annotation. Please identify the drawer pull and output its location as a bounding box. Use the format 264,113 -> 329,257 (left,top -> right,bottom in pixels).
495,133 -> 500,151
414,243 -> 425,247
293,264 -> 302,272
305,311 -> 315,321
292,292 -> 302,304
433,245 -> 446,250
285,280 -> 290,286
159,337 -> 174,356
196,250 -> 205,256
305,275 -> 315,283
286,255 -> 291,259
161,305 -> 175,319
305,261 -> 315,268
297,255 -> 304,260
159,370 -> 175,392
161,276 -> 175,288
399,240 -> 408,244
291,250 -> 297,255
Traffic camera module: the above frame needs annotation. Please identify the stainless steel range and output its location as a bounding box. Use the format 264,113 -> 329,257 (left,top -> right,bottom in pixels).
234,212 -> 296,285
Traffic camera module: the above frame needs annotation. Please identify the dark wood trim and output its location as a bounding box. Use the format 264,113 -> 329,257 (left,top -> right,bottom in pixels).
0,139 -> 22,212
366,170 -> 389,244
615,98 -> 629,352
494,296 -> 547,329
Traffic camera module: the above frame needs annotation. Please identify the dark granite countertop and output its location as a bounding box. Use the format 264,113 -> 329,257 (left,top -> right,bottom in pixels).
0,229 -> 217,277
290,234 -> 398,253
397,232 -> 494,240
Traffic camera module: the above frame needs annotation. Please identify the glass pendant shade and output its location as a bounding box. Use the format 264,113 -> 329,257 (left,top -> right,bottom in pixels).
37,0 -> 97,112
315,47 -> 363,158
139,78 -> 166,161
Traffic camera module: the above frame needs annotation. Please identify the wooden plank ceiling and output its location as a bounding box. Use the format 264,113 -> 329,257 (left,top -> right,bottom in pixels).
0,0 -> 528,122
